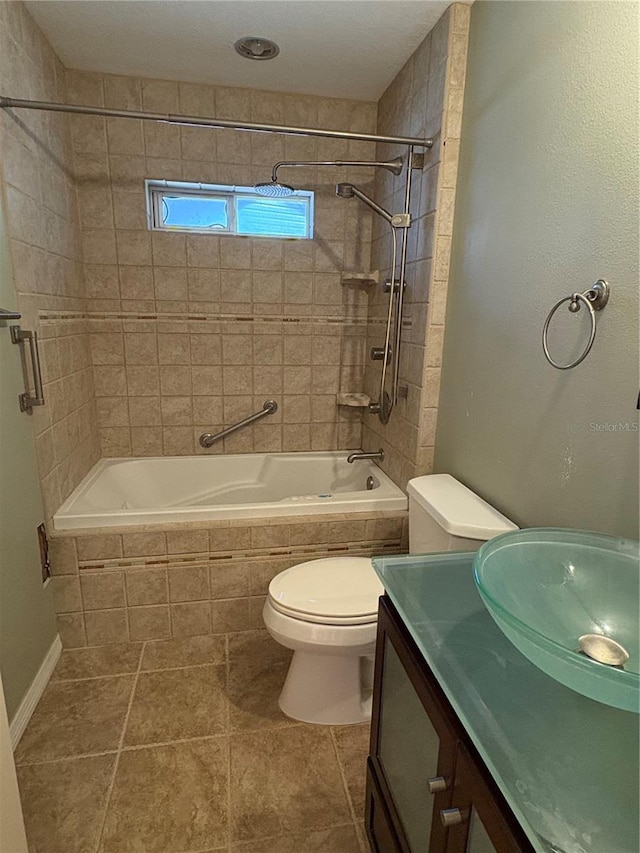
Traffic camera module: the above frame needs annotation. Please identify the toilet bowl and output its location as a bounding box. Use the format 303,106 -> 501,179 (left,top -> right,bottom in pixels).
263,556 -> 383,725
263,474 -> 517,725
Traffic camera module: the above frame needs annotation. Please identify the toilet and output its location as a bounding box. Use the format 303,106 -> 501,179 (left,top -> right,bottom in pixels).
262,474 -> 517,725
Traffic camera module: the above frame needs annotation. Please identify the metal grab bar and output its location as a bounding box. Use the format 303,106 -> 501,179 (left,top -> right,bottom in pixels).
199,400 -> 277,448
10,325 -> 45,413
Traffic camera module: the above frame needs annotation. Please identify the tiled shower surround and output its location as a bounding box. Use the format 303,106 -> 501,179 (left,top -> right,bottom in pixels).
0,1 -> 100,520
65,68 -> 378,457
1,1 -> 469,518
50,512 -> 406,648
363,4 -> 470,487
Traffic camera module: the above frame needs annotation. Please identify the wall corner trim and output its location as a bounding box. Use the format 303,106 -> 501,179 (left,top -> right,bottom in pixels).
9,635 -> 62,751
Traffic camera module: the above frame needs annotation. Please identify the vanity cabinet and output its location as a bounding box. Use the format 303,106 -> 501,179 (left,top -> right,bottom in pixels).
365,595 -> 534,853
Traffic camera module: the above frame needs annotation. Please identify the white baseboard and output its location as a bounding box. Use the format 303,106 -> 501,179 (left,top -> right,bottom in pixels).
10,634 -> 62,751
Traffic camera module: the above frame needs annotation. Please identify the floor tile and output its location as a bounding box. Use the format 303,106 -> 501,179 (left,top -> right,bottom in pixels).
141,634 -> 226,670
230,724 -> 352,841
52,643 -> 143,680
99,739 -> 228,853
332,723 -> 371,819
124,664 -> 228,745
17,754 -> 116,853
15,676 -> 134,764
228,631 -> 294,732
230,824 -> 362,852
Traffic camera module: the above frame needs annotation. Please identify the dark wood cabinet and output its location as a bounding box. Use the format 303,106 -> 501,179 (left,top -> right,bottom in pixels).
365,596 -> 535,853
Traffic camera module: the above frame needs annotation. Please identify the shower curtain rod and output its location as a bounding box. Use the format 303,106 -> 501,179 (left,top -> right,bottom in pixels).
0,96 -> 433,148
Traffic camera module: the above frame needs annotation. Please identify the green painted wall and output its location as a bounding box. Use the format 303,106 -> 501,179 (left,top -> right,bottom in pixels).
435,1 -> 639,538
0,189 -> 58,720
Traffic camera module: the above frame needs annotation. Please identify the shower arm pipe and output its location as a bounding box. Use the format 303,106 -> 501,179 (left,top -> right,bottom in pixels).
0,96 -> 433,149
347,185 -> 395,225
391,145 -> 415,405
271,159 -> 402,182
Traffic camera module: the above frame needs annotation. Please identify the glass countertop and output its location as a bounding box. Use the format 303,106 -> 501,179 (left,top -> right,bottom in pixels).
372,552 -> 639,853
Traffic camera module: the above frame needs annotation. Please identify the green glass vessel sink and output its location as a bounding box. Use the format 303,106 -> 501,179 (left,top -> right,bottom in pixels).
473,528 -> 639,712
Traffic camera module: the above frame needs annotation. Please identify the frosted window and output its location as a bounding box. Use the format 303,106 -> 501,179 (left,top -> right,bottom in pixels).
146,180 -> 313,239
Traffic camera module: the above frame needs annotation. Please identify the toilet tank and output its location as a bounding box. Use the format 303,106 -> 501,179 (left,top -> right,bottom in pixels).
407,474 -> 517,554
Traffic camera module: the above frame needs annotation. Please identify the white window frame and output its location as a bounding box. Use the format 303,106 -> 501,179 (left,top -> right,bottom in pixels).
145,180 -> 314,239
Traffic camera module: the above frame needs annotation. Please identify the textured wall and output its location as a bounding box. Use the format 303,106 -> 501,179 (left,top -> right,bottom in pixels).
64,71 -> 380,456
361,4 -> 470,488
435,1 -> 639,537
0,2 -> 99,522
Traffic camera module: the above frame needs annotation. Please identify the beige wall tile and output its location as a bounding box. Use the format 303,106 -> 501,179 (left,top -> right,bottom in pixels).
162,426 -> 194,455
208,527 -> 250,552
100,427 -> 132,456
210,598 -> 260,634
129,605 -> 171,641
122,532 -> 166,558
128,396 -> 161,426
250,525 -> 290,549
85,609 -> 129,645
56,613 -> 87,648
77,535 -> 123,562
49,537 -> 78,575
168,566 -> 210,602
81,572 -> 126,610
288,519 -> 367,546
51,576 -> 82,614
170,601 -> 211,637
166,529 -> 209,555
96,397 -> 130,428
125,568 -> 168,606
104,76 -> 141,110
209,562 -> 251,600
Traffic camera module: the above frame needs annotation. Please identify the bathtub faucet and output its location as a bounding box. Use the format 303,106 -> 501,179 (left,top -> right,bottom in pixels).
347,449 -> 384,464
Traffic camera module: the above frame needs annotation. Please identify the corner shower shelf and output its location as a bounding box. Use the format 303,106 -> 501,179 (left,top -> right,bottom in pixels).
336,393 -> 371,408
341,271 -> 379,287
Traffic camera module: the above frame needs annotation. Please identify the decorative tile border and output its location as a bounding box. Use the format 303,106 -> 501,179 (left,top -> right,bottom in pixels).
39,310 -> 411,332
77,537 -> 403,572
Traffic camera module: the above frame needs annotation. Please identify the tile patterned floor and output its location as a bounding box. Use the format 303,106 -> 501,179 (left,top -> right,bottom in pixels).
15,632 -> 370,853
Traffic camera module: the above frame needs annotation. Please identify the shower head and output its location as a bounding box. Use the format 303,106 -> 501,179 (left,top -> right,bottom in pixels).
254,180 -> 296,197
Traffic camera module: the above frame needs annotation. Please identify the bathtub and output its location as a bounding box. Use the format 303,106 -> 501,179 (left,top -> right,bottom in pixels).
53,451 -> 407,530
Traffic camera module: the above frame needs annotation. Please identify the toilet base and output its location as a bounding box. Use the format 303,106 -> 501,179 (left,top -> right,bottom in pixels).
278,649 -> 373,725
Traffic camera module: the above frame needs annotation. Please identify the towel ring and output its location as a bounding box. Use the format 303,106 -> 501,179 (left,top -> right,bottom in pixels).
542,279 -> 610,370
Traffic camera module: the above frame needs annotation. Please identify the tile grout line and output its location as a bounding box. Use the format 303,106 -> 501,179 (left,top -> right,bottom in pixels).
225,633 -> 232,853
120,732 -> 228,753
14,748 -> 121,768
51,647 -> 229,683
328,726 -> 364,845
93,640 -> 146,853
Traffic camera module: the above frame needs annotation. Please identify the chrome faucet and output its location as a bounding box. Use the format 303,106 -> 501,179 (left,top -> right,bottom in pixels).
347,449 -> 385,464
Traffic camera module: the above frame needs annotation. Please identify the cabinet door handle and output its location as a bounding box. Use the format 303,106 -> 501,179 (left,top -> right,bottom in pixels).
427,776 -> 449,794
440,808 -> 465,827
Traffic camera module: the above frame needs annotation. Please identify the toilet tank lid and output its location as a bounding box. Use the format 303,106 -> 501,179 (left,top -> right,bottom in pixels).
406,474 -> 518,540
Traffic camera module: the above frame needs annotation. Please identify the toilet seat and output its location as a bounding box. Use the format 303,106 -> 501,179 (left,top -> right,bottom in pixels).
268,556 -> 384,626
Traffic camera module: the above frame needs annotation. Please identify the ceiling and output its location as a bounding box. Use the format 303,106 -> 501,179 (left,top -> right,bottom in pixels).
25,1 -> 462,101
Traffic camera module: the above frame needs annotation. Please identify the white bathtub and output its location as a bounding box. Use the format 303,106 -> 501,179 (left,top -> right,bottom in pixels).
53,451 -> 407,530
